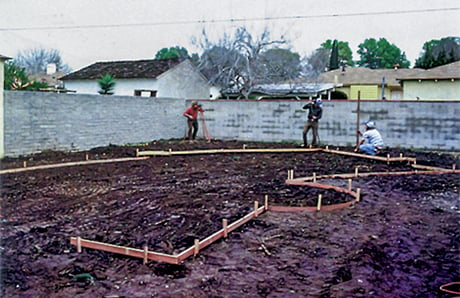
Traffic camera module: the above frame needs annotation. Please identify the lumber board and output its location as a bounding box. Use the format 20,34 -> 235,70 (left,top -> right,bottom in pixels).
227,206 -> 266,233
137,148 -> 321,157
0,157 -> 149,175
70,237 -> 179,264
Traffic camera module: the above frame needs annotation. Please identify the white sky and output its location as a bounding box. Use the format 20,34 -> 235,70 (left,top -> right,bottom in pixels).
1,0 -> 459,71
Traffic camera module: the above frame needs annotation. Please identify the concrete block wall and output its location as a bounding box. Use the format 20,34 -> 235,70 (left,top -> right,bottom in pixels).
196,99 -> 460,150
3,91 -> 459,157
4,91 -> 184,156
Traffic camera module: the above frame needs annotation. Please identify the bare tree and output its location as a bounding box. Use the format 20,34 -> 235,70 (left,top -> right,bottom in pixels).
194,26 -> 291,98
15,47 -> 72,75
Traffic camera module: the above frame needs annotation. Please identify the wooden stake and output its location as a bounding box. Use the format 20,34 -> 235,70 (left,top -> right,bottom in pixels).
400,153 -> 403,158
325,145 -> 329,150
453,164 -> 457,170
23,161 -> 27,168
194,239 -> 200,256
313,172 -> 317,183
143,246 -> 148,265
77,236 -> 82,253
356,188 -> 361,202
317,194 -> 322,211
387,154 -> 390,165
264,194 -> 269,210
223,219 -> 228,238
135,149 -> 139,157
348,179 -> 352,191
355,167 -> 359,177
85,153 -> 89,161
254,201 -> 259,217
243,144 -> 247,150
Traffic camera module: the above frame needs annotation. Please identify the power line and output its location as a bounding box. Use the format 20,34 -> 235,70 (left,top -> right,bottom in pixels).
1,7 -> 458,31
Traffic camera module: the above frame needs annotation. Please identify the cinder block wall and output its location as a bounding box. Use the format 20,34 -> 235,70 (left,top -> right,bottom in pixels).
4,91 -> 185,156
196,99 -> 459,151
3,92 -> 459,157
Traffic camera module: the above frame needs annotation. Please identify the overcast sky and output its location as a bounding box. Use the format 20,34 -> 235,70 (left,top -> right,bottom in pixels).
1,0 -> 459,71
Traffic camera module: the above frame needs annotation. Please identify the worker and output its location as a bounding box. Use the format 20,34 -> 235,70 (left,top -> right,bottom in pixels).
355,120 -> 385,155
183,101 -> 204,141
302,98 -> 323,147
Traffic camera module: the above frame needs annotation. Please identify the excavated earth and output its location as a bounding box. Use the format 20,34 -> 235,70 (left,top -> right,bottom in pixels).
0,139 -> 459,297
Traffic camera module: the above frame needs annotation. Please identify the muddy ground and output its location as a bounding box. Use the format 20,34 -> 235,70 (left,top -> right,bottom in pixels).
1,139 -> 459,297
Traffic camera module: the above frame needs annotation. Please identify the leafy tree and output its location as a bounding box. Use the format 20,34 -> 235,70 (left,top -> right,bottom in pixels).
194,26 -> 291,98
329,39 -> 339,70
357,38 -> 410,69
258,48 -> 301,83
414,37 -> 460,69
15,47 -> 71,74
321,39 -> 354,67
4,60 -> 48,90
97,74 -> 116,95
154,46 -> 191,60
304,47 -> 330,77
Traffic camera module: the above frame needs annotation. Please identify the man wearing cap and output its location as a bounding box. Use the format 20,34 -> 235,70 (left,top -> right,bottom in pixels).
355,120 -> 385,155
302,98 -> 323,147
183,101 -> 204,141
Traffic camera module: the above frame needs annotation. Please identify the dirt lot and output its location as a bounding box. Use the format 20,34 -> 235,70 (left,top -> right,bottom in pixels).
1,139 -> 459,297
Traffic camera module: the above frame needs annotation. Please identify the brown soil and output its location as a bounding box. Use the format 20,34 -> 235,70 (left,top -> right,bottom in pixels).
1,139 -> 459,297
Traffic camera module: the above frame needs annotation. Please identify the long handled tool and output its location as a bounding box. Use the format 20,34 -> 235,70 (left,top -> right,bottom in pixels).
199,111 -> 211,142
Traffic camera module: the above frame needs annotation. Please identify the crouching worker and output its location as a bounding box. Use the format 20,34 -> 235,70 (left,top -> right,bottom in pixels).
183,101 -> 204,141
355,120 -> 384,155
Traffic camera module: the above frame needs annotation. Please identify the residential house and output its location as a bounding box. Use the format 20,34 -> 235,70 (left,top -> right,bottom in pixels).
317,67 -> 426,100
397,61 -> 460,100
60,58 -> 212,98
1,54 -> 12,158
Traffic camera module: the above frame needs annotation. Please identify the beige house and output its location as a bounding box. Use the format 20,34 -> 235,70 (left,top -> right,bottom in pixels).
317,61 -> 460,101
397,61 -> 460,100
317,67 -> 425,100
1,54 -> 12,158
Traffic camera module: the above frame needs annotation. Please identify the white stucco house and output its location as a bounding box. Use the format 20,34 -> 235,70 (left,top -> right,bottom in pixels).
60,58 -> 213,99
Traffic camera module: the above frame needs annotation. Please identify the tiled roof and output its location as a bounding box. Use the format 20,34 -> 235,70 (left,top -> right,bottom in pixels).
317,61 -> 460,86
0,54 -> 12,60
317,67 -> 426,87
61,58 -> 184,80
397,61 -> 460,80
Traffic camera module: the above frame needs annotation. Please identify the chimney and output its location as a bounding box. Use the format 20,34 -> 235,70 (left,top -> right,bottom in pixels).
46,63 -> 57,75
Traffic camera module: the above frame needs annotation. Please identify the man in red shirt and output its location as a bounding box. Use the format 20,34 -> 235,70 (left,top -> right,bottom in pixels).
183,101 -> 204,141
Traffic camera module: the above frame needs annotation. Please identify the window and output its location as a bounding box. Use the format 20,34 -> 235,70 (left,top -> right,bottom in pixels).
134,90 -> 157,97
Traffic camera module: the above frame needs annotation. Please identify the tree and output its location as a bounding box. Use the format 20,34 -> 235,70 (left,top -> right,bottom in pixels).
321,39 -> 354,67
329,39 -> 339,70
4,60 -> 48,90
357,38 -> 410,69
15,47 -> 71,74
154,46 -> 191,60
258,48 -> 301,83
194,26 -> 292,98
97,74 -> 116,95
414,37 -> 460,69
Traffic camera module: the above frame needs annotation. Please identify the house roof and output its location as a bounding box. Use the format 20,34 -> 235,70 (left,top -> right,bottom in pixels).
0,54 -> 12,61
396,61 -> 460,80
221,83 -> 335,98
317,67 -> 426,87
60,58 -> 184,80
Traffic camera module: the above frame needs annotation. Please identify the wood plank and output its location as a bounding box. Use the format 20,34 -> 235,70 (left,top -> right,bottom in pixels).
70,237 -> 179,264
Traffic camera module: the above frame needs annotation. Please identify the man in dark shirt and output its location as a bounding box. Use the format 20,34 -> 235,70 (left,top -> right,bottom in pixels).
302,98 -> 323,147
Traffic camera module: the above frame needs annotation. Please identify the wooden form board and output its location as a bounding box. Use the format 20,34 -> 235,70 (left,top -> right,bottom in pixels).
70,206 -> 267,265
137,148 -> 322,157
0,157 -> 149,175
